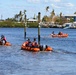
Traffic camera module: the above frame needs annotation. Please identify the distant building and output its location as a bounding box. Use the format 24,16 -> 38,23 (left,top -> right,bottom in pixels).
27,18 -> 38,23
63,14 -> 76,21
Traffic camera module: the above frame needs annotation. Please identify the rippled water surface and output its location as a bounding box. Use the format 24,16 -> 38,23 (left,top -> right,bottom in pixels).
0,28 -> 76,75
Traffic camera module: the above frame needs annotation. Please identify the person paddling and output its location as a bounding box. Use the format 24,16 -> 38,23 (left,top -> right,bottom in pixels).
0,35 -> 7,45
26,38 -> 31,47
58,31 -> 63,35
52,31 -> 55,35
32,38 -> 38,47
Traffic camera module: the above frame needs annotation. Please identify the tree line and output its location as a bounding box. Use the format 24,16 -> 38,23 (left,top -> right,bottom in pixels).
0,6 -> 76,27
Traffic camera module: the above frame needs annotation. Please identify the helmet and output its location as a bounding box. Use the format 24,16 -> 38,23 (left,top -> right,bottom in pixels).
34,38 -> 36,41
27,38 -> 30,41
1,35 -> 4,38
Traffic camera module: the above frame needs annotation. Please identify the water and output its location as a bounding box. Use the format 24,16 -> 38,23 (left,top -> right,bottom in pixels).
0,28 -> 76,75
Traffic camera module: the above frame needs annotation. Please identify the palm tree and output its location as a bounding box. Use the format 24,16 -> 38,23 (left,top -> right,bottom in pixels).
45,6 -> 50,16
24,10 -> 26,22
59,12 -> 62,24
45,6 -> 50,22
19,11 -> 23,22
60,12 -> 62,18
14,14 -> 19,21
24,10 -> 26,14
50,9 -> 55,18
46,6 -> 49,12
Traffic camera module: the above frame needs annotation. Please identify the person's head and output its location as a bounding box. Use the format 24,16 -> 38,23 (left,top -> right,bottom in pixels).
46,45 -> 48,48
1,35 -> 4,38
34,38 -> 36,41
27,38 -> 30,41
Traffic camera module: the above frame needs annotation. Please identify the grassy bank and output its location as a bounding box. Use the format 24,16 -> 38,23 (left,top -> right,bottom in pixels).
0,21 -> 39,28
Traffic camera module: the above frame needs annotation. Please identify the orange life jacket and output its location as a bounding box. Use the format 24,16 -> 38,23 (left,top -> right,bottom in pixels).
32,41 -> 38,47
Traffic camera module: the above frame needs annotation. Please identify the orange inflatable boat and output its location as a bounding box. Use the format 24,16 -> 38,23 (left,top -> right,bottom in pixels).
51,33 -> 68,38
4,42 -> 11,46
21,42 -> 53,52
0,41 -> 11,46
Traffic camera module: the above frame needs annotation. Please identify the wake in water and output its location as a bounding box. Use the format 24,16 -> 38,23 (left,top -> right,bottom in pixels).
53,48 -> 76,55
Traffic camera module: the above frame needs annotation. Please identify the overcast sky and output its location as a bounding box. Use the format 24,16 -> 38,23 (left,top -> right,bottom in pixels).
0,0 -> 76,19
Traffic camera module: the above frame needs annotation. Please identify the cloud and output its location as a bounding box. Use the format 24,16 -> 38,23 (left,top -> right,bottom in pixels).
27,0 -> 40,3
53,0 -> 61,2
44,0 -> 49,2
51,4 -> 61,8
49,0 -> 61,2
66,3 -> 74,7
27,0 -> 61,3
51,2 -> 75,9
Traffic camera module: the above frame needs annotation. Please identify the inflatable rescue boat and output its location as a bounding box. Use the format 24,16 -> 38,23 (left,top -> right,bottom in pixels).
0,41 -> 11,46
21,42 -> 53,52
51,33 -> 68,38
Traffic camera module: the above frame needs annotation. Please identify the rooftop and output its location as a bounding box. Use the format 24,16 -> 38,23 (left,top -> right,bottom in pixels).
63,14 -> 76,17
28,18 -> 38,22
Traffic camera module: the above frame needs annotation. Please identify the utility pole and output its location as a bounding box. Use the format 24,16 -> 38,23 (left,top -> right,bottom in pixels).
38,12 -> 41,45
24,14 -> 27,39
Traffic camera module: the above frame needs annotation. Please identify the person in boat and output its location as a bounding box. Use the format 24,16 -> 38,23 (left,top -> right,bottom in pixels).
52,31 -> 55,35
26,38 -> 32,47
0,35 -> 7,45
39,45 -> 43,51
32,38 -> 38,48
58,31 -> 63,35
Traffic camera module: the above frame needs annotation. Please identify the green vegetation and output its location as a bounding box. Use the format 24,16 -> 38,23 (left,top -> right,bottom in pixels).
27,22 -> 38,28
0,21 -> 24,28
0,21 -> 39,28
